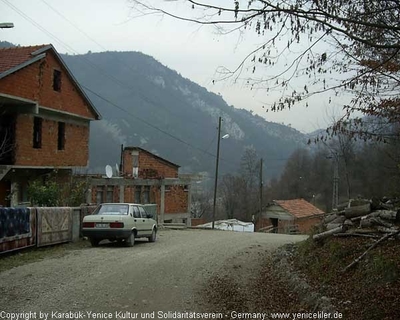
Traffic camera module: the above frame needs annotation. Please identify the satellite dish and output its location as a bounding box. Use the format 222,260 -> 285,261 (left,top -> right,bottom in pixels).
115,163 -> 120,176
105,165 -> 113,178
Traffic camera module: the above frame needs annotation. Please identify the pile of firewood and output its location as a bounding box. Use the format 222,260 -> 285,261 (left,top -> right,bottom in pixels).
313,198 -> 400,241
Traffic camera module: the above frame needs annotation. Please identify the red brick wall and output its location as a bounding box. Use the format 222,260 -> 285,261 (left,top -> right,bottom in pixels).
297,216 -> 323,234
91,183 -> 188,214
257,216 -> 322,234
0,53 -> 95,119
164,186 -> 188,213
122,149 -> 178,178
14,114 -> 89,166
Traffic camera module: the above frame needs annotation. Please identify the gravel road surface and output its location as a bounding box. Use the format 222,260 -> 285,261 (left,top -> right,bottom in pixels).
0,229 -> 307,318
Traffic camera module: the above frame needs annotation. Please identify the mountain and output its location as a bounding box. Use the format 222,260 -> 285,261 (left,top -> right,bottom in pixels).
61,51 -> 308,179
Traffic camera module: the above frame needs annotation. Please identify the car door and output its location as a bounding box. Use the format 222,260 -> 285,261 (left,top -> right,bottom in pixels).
132,205 -> 144,237
138,206 -> 152,236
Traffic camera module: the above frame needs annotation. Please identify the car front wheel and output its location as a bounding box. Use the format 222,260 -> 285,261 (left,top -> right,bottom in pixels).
126,232 -> 135,247
148,228 -> 157,242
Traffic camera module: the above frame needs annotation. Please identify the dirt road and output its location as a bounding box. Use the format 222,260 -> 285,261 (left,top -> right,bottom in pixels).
0,229 -> 306,318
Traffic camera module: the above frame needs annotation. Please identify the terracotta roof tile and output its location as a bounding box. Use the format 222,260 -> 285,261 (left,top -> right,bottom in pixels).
274,198 -> 324,218
0,45 -> 48,74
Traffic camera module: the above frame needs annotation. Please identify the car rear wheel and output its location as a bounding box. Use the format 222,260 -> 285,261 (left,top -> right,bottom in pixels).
90,238 -> 100,247
148,228 -> 157,242
126,232 -> 135,247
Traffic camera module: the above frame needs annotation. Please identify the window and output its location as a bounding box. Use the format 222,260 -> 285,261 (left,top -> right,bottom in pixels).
57,122 -> 65,150
94,204 -> 129,215
138,206 -> 147,218
134,187 -> 141,203
33,117 -> 42,149
53,69 -> 61,92
133,206 -> 141,218
106,187 -> 113,202
96,187 -> 104,204
143,186 -> 150,204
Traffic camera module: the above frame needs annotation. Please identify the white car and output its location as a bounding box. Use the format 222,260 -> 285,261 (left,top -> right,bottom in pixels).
82,203 -> 157,247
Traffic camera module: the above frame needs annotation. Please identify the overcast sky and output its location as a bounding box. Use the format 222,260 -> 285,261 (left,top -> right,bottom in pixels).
0,0 -> 343,133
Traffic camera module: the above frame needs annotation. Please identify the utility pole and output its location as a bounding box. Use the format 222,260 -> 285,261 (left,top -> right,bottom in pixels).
258,158 -> 263,231
212,116 -> 222,230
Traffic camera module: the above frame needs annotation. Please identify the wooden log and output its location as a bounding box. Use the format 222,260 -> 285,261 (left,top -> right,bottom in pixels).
360,217 -> 394,228
344,203 -> 371,219
365,210 -> 399,220
326,223 -> 342,230
342,230 -> 400,272
334,233 -> 380,239
343,219 -> 354,227
313,226 -> 343,241
336,210 -> 346,216
376,210 -> 399,221
324,213 -> 339,224
346,228 -> 379,234
349,199 -> 371,207
331,216 -> 346,224
377,226 -> 400,233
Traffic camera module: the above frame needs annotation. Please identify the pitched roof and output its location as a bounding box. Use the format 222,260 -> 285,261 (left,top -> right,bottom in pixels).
0,44 -> 101,120
274,199 -> 324,219
124,146 -> 180,168
0,45 -> 48,73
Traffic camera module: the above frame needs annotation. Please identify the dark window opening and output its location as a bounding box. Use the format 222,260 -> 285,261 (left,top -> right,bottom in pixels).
134,187 -> 141,203
143,186 -> 150,204
53,69 -> 61,92
58,122 -> 65,150
106,187 -> 113,202
33,117 -> 42,149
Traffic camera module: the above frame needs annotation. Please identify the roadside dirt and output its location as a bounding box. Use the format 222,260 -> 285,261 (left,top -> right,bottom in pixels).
292,236 -> 400,320
0,229 -> 306,317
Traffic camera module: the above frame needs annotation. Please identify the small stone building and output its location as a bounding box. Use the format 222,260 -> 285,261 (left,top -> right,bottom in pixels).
89,147 -> 192,226
257,198 -> 324,234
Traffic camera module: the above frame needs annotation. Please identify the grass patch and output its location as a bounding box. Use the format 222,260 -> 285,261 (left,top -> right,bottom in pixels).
0,240 -> 90,273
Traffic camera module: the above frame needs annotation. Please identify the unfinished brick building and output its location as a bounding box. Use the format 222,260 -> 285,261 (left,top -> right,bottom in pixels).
0,44 -> 101,206
89,147 -> 192,226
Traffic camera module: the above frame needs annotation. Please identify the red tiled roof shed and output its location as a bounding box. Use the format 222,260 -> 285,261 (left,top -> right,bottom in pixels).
274,199 -> 324,219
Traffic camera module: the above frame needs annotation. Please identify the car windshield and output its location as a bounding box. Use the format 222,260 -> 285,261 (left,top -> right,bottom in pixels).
94,204 -> 129,215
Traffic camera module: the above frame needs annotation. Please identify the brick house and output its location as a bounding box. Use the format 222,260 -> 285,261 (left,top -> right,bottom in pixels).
0,44 -> 101,206
257,198 -> 324,234
88,147 -> 192,226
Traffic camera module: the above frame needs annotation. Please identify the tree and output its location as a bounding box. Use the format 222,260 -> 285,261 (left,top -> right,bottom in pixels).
130,0 -> 400,140
219,173 -> 247,219
191,189 -> 212,219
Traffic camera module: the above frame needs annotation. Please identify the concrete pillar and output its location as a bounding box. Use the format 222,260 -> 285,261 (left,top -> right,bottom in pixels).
86,187 -> 92,204
119,185 -> 124,203
10,181 -> 18,207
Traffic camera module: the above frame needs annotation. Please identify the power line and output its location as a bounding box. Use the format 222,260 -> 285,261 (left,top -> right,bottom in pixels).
82,85 -> 238,169
3,0 -> 290,171
39,0 -> 208,129
1,0 -> 236,164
